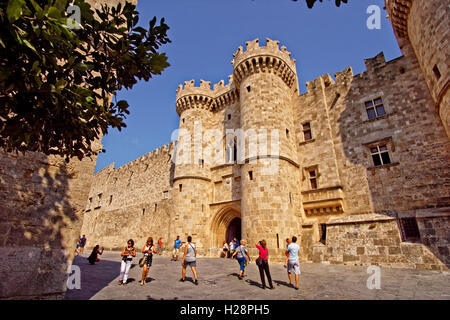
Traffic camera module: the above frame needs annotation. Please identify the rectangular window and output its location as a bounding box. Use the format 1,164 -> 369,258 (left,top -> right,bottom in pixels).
248,171 -> 253,181
142,208 -> 145,216
179,184 -> 182,192
319,224 -> 327,245
303,122 -> 312,141
370,144 -> 391,166
308,169 -> 318,189
365,97 -> 386,120
109,195 -> 113,205
228,114 -> 231,120
163,191 -> 169,199
155,203 -> 157,212
400,217 -> 420,241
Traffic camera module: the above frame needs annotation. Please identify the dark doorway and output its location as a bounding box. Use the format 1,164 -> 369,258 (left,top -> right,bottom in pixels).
226,218 -> 241,243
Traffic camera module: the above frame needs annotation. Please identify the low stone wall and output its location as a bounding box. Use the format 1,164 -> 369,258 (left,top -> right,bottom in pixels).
309,212 -> 449,271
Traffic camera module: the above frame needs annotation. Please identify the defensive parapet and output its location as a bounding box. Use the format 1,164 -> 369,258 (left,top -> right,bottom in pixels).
96,141 -> 175,177
175,77 -> 238,116
175,80 -> 215,116
232,38 -> 298,90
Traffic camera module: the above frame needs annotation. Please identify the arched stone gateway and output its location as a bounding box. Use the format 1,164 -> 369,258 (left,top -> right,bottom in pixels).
210,205 -> 241,249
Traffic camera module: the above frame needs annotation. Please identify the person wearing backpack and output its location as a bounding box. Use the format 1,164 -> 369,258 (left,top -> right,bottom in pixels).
180,235 -> 198,285
255,240 -> 274,289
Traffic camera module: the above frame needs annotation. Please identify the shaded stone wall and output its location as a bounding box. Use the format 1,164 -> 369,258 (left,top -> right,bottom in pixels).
0,149 -> 98,299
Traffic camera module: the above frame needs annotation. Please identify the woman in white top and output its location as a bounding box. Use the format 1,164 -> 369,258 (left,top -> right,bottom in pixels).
140,237 -> 155,286
180,235 -> 198,285
118,239 -> 136,286
222,240 -> 229,258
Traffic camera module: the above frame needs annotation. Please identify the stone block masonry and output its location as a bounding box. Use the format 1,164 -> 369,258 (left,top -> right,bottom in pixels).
85,34 -> 449,270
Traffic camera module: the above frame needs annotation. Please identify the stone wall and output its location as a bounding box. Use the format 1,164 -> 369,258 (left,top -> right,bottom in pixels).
81,143 -> 175,251
84,38 -> 450,270
0,149 -> 98,299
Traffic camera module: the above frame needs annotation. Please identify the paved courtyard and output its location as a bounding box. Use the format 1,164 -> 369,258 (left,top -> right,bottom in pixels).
65,251 -> 450,300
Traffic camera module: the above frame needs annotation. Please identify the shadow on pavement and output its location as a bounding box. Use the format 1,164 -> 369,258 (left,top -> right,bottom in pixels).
274,280 -> 293,288
64,256 -> 122,300
245,279 -> 264,289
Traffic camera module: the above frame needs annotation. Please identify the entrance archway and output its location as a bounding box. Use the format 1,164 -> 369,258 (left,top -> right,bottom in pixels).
210,205 -> 241,248
226,218 -> 241,243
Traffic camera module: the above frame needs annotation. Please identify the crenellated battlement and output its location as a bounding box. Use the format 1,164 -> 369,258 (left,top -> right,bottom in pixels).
232,38 -> 298,88
175,76 -> 238,116
94,141 -> 175,177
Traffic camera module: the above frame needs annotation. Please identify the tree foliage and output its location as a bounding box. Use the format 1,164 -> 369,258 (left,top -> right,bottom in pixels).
0,0 -> 170,161
293,0 -> 349,8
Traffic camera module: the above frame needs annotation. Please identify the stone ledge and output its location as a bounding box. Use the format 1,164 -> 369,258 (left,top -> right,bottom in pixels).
366,162 -> 400,171
299,138 -> 315,146
326,213 -> 397,226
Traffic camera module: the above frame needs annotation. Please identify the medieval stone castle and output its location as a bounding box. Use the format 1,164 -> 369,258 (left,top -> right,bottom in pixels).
80,0 -> 450,269
0,0 -> 448,299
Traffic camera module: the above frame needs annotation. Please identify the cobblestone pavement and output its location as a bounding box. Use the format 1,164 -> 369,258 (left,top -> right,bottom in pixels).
65,252 -> 450,300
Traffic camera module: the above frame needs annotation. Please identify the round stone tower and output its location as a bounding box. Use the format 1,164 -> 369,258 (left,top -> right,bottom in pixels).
386,0 -> 450,138
173,80 -> 215,255
232,38 -> 303,260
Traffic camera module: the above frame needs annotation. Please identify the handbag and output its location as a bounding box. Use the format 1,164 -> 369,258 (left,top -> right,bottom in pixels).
139,256 -> 145,268
256,248 -> 268,266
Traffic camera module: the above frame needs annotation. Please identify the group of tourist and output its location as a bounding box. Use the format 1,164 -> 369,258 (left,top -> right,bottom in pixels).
87,235 -> 301,290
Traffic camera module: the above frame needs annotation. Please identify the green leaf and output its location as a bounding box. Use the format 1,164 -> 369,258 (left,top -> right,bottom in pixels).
6,0 -> 26,23
22,39 -> 37,53
47,6 -> 62,19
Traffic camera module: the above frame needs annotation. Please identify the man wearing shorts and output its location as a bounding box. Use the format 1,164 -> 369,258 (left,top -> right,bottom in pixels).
285,236 -> 300,290
79,235 -> 87,255
172,236 -> 183,261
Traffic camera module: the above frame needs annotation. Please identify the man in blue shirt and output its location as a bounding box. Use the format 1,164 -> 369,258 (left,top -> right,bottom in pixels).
171,236 -> 184,261
79,235 -> 87,255
285,236 -> 300,290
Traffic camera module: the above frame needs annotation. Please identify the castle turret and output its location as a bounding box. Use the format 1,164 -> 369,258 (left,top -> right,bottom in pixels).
386,0 -> 450,138
233,39 -> 302,259
172,80 -> 215,254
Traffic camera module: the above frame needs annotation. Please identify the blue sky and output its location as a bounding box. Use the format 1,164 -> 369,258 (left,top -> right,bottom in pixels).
95,0 -> 401,172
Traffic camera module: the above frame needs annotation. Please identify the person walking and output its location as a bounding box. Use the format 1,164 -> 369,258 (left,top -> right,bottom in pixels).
221,240 -> 229,258
180,236 -> 198,285
119,239 -> 136,286
79,235 -> 87,255
255,240 -> 274,289
157,237 -> 163,255
229,239 -> 235,258
87,245 -> 104,265
75,236 -> 81,255
232,239 -> 251,279
140,237 -> 155,286
285,236 -> 300,290
171,236 -> 183,261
